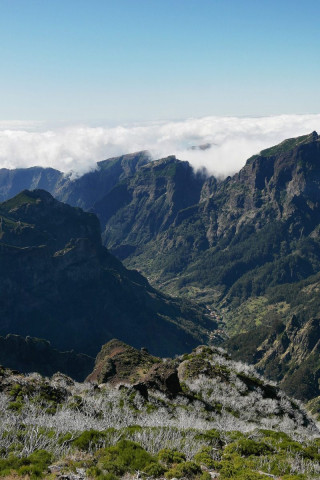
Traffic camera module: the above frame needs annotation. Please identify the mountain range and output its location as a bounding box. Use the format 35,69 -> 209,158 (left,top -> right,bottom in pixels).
1,132 -> 320,404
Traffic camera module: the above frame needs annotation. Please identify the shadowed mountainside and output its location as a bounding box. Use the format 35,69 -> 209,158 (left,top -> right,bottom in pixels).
0,334 -> 94,381
0,189 -> 216,357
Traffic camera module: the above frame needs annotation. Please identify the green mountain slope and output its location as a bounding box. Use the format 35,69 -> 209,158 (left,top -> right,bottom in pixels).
225,315 -> 320,401
93,133 -> 320,311
2,133 -> 320,403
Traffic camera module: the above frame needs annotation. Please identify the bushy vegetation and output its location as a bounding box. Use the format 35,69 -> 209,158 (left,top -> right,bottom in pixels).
0,346 -> 319,478
1,428 -> 320,479
0,450 -> 52,478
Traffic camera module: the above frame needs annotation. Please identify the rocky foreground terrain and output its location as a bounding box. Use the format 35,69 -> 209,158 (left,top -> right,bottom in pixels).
0,340 -> 319,479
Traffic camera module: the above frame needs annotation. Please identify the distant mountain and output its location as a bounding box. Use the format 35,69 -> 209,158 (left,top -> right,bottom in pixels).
0,151 -> 149,209
93,156 -> 207,260
57,151 -> 150,209
98,132 -> 320,309
0,189 -> 215,357
0,166 -> 66,202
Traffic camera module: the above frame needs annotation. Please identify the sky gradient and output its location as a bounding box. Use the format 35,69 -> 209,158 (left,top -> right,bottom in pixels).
1,0 -> 320,123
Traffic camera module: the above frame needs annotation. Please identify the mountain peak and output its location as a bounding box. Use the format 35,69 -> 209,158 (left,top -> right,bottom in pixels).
97,150 -> 150,170
1,188 -> 53,210
86,338 -> 160,385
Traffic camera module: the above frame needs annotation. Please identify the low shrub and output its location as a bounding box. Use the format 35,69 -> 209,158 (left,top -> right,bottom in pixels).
165,461 -> 201,479
73,429 -> 108,451
225,438 -> 274,456
193,446 -> 216,468
158,447 -> 186,466
199,472 -> 211,480
0,449 -> 52,479
95,439 -> 161,477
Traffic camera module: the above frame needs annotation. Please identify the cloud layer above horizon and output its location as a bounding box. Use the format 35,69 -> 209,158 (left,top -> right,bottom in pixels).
0,114 -> 320,178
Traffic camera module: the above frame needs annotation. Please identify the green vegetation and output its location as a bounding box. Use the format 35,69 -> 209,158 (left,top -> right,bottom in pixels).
91,439 -> 158,477
165,460 -> 201,479
2,432 -> 318,479
0,344 -> 318,478
0,450 -> 52,479
259,133 -> 313,157
0,190 -> 39,211
158,447 -> 186,466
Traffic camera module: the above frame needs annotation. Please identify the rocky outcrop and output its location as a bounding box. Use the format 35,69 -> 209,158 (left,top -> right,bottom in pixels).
86,339 -> 160,385
86,339 -> 182,398
141,361 -> 181,397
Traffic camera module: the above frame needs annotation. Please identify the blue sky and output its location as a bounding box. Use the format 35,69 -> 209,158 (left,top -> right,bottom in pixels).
1,0 -> 320,123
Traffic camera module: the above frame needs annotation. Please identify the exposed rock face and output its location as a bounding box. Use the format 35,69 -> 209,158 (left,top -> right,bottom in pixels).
141,362 -> 181,397
86,339 -> 182,397
93,156 -> 207,254
86,339 -> 160,385
56,151 -> 150,210
0,190 -> 216,357
226,316 -> 320,401
93,133 -> 320,308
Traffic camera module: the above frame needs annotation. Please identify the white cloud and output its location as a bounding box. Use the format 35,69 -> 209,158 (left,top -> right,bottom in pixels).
0,114 -> 319,177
